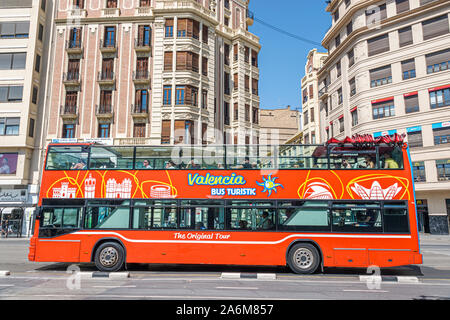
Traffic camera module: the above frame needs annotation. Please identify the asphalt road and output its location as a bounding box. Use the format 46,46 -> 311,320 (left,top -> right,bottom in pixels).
0,235 -> 449,301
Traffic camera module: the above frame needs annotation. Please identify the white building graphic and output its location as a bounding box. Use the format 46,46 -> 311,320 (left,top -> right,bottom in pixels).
52,182 -> 76,199
150,185 -> 172,199
351,181 -> 402,200
84,174 -> 96,198
105,178 -> 132,199
304,182 -> 334,200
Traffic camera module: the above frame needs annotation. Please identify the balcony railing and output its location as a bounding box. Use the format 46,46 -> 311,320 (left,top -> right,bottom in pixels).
63,72 -> 81,85
131,104 -> 149,116
100,39 -> 117,52
98,71 -> 115,85
318,85 -> 328,98
135,38 -> 152,52
65,40 -> 83,53
96,104 -> 114,117
60,105 -> 78,118
133,70 -> 150,83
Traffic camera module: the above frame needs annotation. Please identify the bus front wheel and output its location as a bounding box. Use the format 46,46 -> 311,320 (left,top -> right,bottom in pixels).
94,242 -> 125,272
287,243 -> 320,274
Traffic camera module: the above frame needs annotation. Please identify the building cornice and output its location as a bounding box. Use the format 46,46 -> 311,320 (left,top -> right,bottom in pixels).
318,0 -> 449,79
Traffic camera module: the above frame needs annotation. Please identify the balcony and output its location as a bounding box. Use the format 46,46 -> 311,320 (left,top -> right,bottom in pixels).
135,6 -> 153,16
65,40 -> 83,54
115,137 -> 153,145
97,71 -> 115,86
318,85 -> 328,99
96,104 -> 114,119
133,70 -> 151,85
60,105 -> 78,119
68,8 -> 87,18
134,38 -> 152,53
102,8 -> 120,17
131,104 -> 149,119
100,39 -> 117,53
62,72 -> 81,87
155,0 -> 215,19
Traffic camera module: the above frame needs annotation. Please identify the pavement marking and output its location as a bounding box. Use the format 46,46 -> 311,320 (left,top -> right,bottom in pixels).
92,285 -> 137,288
343,289 -> 389,293
216,287 -> 259,290
0,284 -> 14,287
0,271 -> 10,276
221,272 -> 277,280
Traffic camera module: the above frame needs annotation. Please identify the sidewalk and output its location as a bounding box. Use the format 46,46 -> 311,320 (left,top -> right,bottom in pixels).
419,233 -> 450,244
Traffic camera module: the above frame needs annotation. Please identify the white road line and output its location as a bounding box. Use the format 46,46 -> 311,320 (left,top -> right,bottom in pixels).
92,285 -> 137,288
216,287 -> 259,290
0,284 -> 14,287
343,289 -> 389,293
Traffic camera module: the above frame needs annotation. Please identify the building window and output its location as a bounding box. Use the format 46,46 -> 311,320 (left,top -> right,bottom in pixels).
0,118 -> 20,136
407,130 -> 423,148
429,87 -> 450,109
202,25 -> 208,44
349,78 -> 356,96
433,126 -> 450,145
413,161 -> 426,182
252,107 -> 259,124
396,0 -> 410,14
351,108 -> 358,126
177,18 -> 200,39
69,27 -> 82,48
201,90 -> 207,109
0,53 -> 26,70
436,159 -> 450,181
165,19 -> 174,38
404,93 -> 419,113
233,103 -> 239,121
175,86 -> 185,105
62,124 -> 75,138
32,86 -> 38,104
161,120 -> 170,144
106,0 -> 117,8
133,123 -> 146,138
346,21 -> 353,36
202,57 -> 208,76
176,51 -> 199,73
164,51 -> 173,71
0,22 -> 30,38
370,65 -> 392,87
347,49 -> 354,67
339,117 -> 344,133
35,54 -> 41,73
245,104 -> 250,122
333,9 -> 339,23
98,123 -> 110,138
104,26 -> 116,47
28,118 -> 35,138
38,23 -> 44,41
372,99 -> 395,119
365,3 -> 387,27
163,86 -> 171,105
336,61 -> 341,78
402,59 -> 416,80
0,86 -> 23,102
224,102 -> 230,125
335,34 -> 340,48
422,15 -> 449,41
135,89 -> 148,112
337,88 -> 343,105
367,34 -> 389,56
137,25 -> 151,47
398,26 -> 413,47
224,73 -> 230,95
426,49 -> 450,74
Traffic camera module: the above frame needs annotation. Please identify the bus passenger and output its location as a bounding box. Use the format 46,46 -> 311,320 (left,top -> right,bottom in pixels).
165,160 -> 177,169
186,159 -> 200,169
71,159 -> 86,170
238,220 -> 249,230
143,160 -> 152,169
364,156 -> 375,169
382,152 -> 399,169
258,211 -> 274,230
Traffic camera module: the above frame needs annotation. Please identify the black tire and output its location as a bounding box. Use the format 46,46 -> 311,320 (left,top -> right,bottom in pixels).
94,242 -> 125,272
287,243 -> 321,274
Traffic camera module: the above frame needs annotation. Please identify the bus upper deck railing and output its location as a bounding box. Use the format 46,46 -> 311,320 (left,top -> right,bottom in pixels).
44,143 -> 405,171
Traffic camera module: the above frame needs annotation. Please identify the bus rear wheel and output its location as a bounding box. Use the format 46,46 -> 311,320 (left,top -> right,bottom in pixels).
287,243 -> 320,274
94,242 -> 125,272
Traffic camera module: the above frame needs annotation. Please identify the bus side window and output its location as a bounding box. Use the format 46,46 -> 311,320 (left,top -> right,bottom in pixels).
383,203 -> 409,233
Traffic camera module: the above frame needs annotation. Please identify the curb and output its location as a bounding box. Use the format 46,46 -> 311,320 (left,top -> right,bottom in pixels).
0,271 -> 10,276
221,273 -> 277,280
359,275 -> 419,283
77,272 -> 130,279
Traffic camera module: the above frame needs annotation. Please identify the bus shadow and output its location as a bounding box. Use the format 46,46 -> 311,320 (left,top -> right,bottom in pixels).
33,262 -> 424,277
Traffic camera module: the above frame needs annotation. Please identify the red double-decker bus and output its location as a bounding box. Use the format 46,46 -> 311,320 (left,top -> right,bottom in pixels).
28,136 -> 422,273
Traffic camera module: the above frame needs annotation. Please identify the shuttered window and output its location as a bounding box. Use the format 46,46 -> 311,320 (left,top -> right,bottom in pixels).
234,103 -> 239,121
422,15 -> 449,40
165,18 -> 174,37
366,3 -> 387,26
202,57 -> 208,76
402,59 -> 416,80
202,123 -> 207,145
408,131 -> 423,148
405,94 -> 419,113
433,127 -> 450,145
372,99 -> 395,119
233,73 -> 238,90
202,25 -> 208,44
252,78 -> 258,95
396,0 -> 409,14
176,51 -> 199,72
161,120 -> 171,144
398,26 -> 413,47
426,49 -> 450,74
370,65 -> 392,87
164,51 -> 173,71
367,34 -> 390,56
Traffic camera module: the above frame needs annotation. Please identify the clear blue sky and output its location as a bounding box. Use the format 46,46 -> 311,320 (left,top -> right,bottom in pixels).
248,0 -> 330,112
